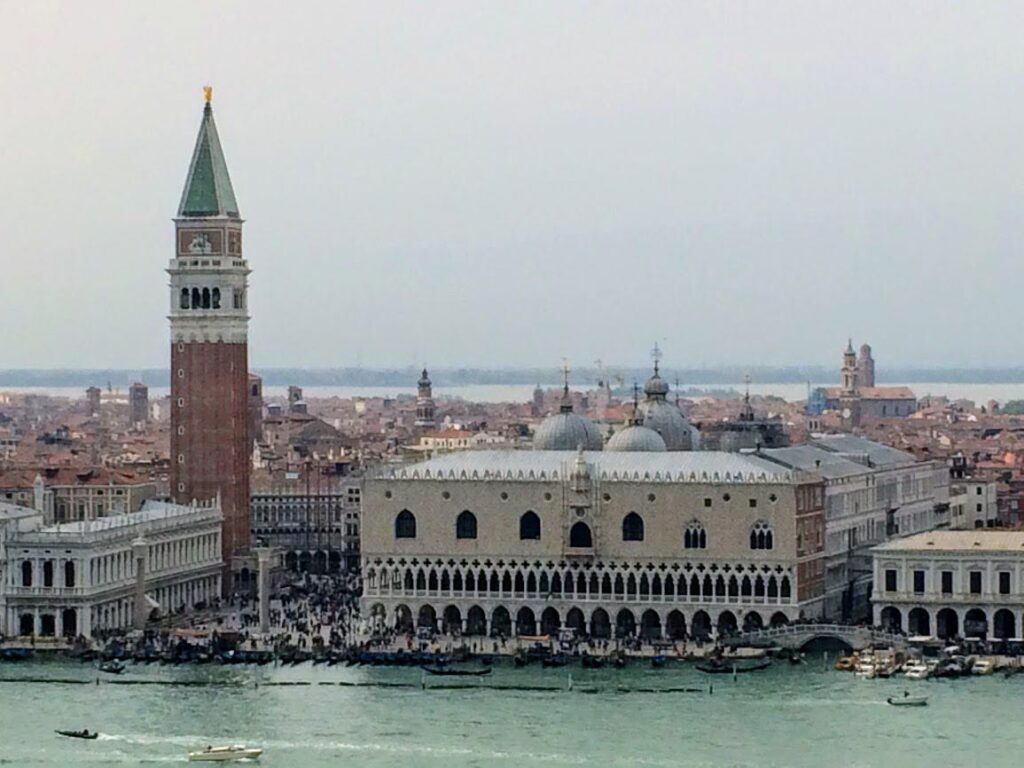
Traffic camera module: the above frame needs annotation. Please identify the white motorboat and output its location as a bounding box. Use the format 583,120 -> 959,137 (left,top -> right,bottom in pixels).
903,660 -> 930,680
971,658 -> 995,676
855,658 -> 877,678
187,745 -> 263,762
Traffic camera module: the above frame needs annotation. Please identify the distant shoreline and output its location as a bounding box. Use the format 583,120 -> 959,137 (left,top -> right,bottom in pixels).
4,367 -> 1024,388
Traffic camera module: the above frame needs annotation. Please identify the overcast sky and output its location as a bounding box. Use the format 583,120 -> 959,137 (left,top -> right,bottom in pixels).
2,1 -> 1022,371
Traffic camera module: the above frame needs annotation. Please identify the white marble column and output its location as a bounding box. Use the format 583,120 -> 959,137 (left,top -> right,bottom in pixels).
133,537 -> 148,631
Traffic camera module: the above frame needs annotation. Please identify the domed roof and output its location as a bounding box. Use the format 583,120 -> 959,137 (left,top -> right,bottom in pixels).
533,410 -> 604,451
644,370 -> 670,398
638,399 -> 699,451
606,424 -> 667,452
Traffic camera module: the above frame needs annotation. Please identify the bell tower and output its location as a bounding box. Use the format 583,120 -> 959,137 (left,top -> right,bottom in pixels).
168,87 -> 252,577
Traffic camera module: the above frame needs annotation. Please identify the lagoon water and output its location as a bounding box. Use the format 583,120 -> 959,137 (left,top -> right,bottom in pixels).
2,660 -> 1019,767
9,382 -> 1024,405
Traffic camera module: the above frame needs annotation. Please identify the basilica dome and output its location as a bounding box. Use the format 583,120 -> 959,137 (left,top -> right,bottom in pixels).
606,423 -> 667,452
533,387 -> 604,451
533,409 -> 604,451
637,366 -> 700,451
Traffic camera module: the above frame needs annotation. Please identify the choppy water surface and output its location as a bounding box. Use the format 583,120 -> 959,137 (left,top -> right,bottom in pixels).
0,660 -> 1019,767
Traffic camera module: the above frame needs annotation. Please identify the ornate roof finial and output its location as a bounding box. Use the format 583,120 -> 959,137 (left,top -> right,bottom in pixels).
650,342 -> 663,376
561,358 -> 571,396
203,85 -> 213,103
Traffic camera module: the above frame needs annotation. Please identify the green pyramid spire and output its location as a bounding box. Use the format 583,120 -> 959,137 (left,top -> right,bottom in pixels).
178,95 -> 239,218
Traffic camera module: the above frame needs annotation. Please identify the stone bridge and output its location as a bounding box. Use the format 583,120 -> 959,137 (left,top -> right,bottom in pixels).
720,623 -> 905,651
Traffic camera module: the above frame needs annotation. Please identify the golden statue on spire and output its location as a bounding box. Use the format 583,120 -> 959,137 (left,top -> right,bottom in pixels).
203,85 -> 213,103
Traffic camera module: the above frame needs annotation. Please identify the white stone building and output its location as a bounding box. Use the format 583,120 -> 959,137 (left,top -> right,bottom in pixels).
763,435 -> 949,621
1,499 -> 222,639
872,530 -> 1024,639
361,450 -> 828,641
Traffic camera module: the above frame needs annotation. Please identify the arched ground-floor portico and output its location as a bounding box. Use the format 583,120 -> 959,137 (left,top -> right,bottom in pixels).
872,603 -> 1024,641
362,597 -> 802,640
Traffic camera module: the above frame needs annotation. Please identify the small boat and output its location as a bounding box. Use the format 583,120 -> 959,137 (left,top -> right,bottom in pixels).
99,661 -> 125,675
0,647 -> 33,661
55,729 -> 98,740
187,744 -> 263,762
903,660 -> 930,680
581,654 -> 605,669
887,695 -> 928,707
651,655 -> 667,669
971,658 -> 996,676
541,655 -> 569,668
834,655 -> 857,671
420,665 -> 492,677
696,659 -> 771,674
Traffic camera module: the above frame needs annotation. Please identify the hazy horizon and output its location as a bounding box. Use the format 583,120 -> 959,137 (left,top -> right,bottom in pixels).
3,2 -> 1023,370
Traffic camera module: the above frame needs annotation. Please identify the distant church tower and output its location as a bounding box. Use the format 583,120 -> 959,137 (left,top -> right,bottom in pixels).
841,339 -> 859,394
839,339 -> 861,427
168,88 -> 252,575
415,368 -> 437,429
857,343 -> 875,388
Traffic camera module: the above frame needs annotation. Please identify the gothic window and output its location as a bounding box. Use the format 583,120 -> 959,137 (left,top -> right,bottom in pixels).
684,520 -> 707,549
211,287 -> 221,309
395,509 -> 416,539
191,287 -> 201,309
570,521 -> 593,548
201,288 -> 211,309
750,520 -> 774,550
456,510 -> 477,540
233,289 -> 242,309
519,511 -> 541,540
622,512 -> 645,542
180,288 -> 189,309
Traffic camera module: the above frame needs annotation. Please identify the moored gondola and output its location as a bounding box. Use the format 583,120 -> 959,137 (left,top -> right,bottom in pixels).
420,665 -> 492,676
696,659 -> 771,674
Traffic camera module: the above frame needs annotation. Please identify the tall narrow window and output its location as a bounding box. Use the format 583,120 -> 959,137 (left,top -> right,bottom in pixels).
570,522 -> 593,548
180,288 -> 190,309
456,510 -> 477,540
395,509 -> 416,539
884,569 -> 897,592
622,512 -> 644,542
519,511 -> 541,540
201,287 -> 211,309
211,287 -> 221,309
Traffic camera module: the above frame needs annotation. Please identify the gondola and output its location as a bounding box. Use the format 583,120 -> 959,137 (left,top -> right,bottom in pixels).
541,655 -> 569,668
420,665 -> 492,676
55,729 -> 98,740
0,648 -> 33,661
99,660 -> 125,675
696,660 -> 771,674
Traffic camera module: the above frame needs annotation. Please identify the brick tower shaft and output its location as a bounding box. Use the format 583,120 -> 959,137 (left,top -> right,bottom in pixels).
168,88 -> 252,579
